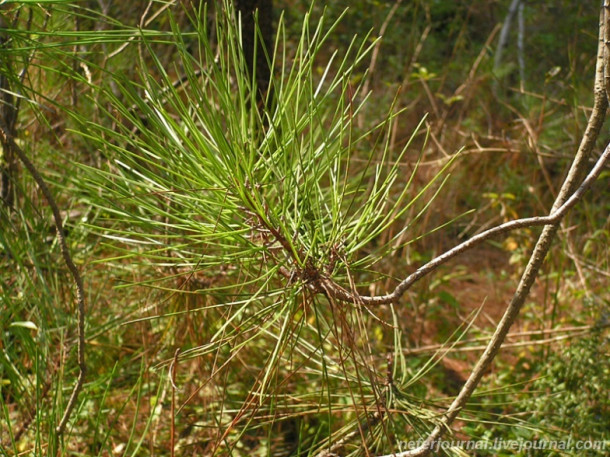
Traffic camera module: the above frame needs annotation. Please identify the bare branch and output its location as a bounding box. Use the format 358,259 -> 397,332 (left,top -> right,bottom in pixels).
319,138 -> 610,307
0,119 -> 86,436
374,4 -> 609,456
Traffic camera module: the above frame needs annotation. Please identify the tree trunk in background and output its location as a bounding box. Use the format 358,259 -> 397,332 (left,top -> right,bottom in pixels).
0,12 -> 17,209
493,0 -> 521,91
235,0 -> 273,112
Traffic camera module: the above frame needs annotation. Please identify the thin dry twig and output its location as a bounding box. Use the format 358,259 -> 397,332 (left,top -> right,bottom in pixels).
0,119 -> 86,436
107,0 -> 176,59
358,0 -> 403,128
313,412 -> 383,457
170,348 -> 180,457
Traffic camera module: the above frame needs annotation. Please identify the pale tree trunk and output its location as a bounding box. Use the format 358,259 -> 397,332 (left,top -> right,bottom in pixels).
494,0 -> 521,73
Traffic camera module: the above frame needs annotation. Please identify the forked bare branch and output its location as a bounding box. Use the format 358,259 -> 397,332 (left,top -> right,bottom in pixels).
319,137 -> 610,307
372,3 -> 609,456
